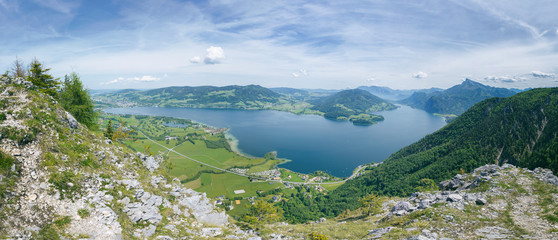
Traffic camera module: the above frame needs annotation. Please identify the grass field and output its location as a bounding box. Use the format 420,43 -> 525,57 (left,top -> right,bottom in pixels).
101,113 -> 350,217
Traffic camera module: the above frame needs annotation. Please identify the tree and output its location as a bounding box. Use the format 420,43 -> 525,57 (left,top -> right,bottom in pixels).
27,58 -> 59,97
241,200 -> 283,228
10,56 -> 26,78
58,72 -> 97,129
104,119 -> 114,140
414,178 -> 438,193
112,118 -> 134,141
358,192 -> 383,216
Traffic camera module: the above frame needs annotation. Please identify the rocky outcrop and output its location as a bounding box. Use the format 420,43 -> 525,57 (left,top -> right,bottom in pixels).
138,152 -> 162,172
0,81 -> 249,239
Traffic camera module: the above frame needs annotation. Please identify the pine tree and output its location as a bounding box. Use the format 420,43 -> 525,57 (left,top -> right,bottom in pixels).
10,57 -> 26,78
58,72 -> 98,129
104,120 -> 114,140
27,58 -> 59,97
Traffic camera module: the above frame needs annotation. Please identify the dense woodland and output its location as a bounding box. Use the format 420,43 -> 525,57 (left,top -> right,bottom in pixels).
278,88 -> 558,223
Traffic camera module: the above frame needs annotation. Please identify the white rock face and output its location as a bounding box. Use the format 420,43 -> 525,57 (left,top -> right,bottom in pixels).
175,188 -> 229,226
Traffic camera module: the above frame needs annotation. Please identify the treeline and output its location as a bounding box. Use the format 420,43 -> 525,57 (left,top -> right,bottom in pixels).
279,88 -> 558,223
3,57 -> 97,129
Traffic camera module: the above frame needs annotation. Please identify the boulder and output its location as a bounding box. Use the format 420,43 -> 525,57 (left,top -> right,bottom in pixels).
447,194 -> 463,202
368,227 -> 394,239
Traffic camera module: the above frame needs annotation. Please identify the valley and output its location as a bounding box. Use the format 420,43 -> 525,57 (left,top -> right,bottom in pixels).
4,2 -> 558,239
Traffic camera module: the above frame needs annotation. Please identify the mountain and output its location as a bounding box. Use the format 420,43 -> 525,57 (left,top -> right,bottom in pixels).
0,77 -> 259,239
95,85 -> 287,109
278,87 -> 558,220
357,86 -> 443,101
270,87 -> 332,101
310,89 -> 397,124
400,79 -> 517,115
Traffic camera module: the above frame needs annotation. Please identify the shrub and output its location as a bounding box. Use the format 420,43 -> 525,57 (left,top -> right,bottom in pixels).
78,208 -> 90,218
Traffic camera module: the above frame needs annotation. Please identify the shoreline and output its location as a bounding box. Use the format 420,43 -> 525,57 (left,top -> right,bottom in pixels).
225,131 -> 292,166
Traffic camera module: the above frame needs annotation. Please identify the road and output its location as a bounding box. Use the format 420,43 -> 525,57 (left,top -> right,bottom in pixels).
135,128 -> 366,185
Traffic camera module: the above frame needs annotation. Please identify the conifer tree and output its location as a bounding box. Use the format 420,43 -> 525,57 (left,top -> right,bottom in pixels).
27,58 -> 59,97
58,72 -> 98,129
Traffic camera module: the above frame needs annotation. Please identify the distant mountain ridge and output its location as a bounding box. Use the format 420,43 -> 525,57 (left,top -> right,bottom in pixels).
320,87 -> 558,214
96,84 -> 288,109
357,86 -> 442,101
400,79 -> 517,115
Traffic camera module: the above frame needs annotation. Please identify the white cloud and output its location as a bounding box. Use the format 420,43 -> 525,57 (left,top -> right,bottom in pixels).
412,71 -> 428,79
531,71 -> 555,78
134,75 -> 161,82
204,46 -> 226,64
484,75 -> 519,83
291,69 -> 308,78
190,56 -> 202,64
101,75 -> 162,85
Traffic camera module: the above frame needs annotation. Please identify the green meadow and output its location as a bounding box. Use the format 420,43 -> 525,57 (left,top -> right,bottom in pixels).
101,114 -> 346,215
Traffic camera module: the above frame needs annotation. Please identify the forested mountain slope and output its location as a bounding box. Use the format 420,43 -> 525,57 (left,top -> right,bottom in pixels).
400,79 -> 517,115
311,89 -> 397,119
280,87 -> 558,219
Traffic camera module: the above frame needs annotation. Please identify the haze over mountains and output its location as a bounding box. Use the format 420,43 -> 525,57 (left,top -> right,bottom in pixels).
400,79 -> 519,115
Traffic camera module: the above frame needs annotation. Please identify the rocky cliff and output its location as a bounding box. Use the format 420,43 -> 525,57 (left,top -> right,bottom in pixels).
0,77 -> 256,239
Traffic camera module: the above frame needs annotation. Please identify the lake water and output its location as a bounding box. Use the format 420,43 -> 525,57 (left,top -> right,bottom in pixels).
104,105 -> 446,177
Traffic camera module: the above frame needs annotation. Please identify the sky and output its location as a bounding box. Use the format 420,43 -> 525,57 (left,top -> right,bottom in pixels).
1,0 -> 558,90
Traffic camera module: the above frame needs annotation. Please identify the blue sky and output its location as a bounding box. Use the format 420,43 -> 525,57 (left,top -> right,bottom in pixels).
1,0 -> 558,90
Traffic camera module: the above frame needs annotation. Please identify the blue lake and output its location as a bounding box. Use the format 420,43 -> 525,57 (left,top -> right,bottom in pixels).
104,105 -> 446,177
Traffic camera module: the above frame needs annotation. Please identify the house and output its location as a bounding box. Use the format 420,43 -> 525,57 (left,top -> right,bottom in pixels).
235,200 -> 241,205
233,189 -> 245,194
164,136 -> 178,140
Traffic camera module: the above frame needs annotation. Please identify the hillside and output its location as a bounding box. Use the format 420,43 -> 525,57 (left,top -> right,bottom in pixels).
311,89 -> 397,125
264,164 -> 558,239
400,79 -> 517,115
0,77 -> 260,239
278,87 -> 558,221
95,85 -> 289,109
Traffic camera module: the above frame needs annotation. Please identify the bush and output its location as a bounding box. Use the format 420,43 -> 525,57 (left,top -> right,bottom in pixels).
308,232 -> 329,240
78,208 -> 90,218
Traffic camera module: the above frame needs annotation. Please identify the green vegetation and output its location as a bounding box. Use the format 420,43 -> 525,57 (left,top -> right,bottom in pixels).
311,89 -> 396,125
58,72 -> 98,129
348,113 -> 384,125
77,208 -> 90,218
27,58 -> 60,97
308,232 -> 330,240
358,192 -> 383,216
48,171 -> 81,200
96,85 -> 287,109
94,86 -> 400,125
278,87 -> 558,222
400,79 -> 516,115
240,199 -> 283,229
